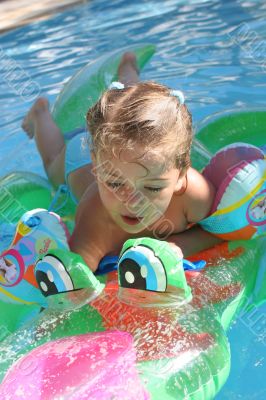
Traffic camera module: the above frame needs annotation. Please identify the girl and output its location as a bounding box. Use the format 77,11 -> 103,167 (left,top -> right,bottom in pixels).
22,53 -> 220,272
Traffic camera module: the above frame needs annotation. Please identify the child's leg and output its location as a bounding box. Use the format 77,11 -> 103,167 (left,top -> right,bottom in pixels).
22,98 -> 65,186
118,52 -> 140,86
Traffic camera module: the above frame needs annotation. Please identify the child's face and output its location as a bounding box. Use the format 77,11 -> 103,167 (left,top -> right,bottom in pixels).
92,146 -> 184,234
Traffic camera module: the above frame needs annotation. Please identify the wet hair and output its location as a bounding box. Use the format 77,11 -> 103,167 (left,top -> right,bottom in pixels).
86,81 -> 192,173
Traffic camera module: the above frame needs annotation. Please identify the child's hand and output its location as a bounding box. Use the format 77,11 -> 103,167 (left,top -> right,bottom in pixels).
166,242 -> 183,259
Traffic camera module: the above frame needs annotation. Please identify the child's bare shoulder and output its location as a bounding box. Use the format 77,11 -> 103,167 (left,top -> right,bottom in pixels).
183,167 -> 216,223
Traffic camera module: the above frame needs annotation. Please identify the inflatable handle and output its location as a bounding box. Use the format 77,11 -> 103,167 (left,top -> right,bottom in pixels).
97,255 -> 206,275
96,255 -> 119,275
183,259 -> 206,271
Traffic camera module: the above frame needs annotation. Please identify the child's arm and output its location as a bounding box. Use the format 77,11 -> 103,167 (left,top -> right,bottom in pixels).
69,186 -> 127,272
69,231 -> 103,273
166,225 -> 223,257
184,168 -> 216,223
167,168 -> 222,256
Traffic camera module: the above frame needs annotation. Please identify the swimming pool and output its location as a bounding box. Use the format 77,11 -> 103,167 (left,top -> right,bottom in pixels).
0,0 -> 265,398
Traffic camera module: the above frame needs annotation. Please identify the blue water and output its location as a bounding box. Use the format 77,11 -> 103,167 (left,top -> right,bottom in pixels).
0,0 -> 265,398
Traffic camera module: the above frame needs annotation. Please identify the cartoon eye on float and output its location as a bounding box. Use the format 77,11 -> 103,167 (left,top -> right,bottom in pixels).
35,254 -> 74,297
118,245 -> 167,292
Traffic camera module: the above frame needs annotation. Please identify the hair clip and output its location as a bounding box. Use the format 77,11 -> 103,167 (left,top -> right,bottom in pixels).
170,89 -> 185,105
108,81 -> 125,90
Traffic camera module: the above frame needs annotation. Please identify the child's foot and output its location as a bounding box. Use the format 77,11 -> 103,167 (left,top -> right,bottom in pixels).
22,97 -> 49,139
118,52 -> 139,86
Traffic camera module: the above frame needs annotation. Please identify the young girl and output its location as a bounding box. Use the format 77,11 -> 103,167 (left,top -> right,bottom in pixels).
22,52 -> 220,272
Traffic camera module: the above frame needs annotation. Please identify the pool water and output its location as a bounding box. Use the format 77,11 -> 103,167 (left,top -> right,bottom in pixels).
0,0 -> 265,398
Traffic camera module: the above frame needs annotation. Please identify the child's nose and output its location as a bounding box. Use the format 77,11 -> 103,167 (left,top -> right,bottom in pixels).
118,184 -> 139,206
126,190 -> 142,207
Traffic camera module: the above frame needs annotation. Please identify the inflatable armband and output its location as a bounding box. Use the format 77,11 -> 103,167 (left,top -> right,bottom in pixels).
199,143 -> 266,240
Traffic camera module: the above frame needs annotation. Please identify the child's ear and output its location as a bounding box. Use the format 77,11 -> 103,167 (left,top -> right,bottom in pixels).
90,151 -> 98,178
174,179 -> 183,192
174,170 -> 187,194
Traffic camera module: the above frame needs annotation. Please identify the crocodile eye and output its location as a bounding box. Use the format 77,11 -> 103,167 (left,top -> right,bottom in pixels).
118,245 -> 167,292
35,254 -> 74,297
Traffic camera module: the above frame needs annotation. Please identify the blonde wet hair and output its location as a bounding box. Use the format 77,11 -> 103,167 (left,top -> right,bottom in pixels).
86,81 -> 192,174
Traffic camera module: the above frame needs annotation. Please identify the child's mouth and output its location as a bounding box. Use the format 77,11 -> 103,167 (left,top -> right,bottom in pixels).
121,215 -> 143,225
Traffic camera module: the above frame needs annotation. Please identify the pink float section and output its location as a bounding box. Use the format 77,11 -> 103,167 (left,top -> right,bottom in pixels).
0,330 -> 149,399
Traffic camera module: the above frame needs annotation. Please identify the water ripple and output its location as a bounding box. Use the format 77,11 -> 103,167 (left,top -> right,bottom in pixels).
0,0 -> 265,176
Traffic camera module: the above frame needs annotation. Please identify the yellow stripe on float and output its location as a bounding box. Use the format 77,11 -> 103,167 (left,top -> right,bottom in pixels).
212,171 -> 266,216
0,286 -> 37,305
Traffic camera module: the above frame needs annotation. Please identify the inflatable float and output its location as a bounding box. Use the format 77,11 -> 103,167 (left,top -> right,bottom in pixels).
0,44 -> 265,400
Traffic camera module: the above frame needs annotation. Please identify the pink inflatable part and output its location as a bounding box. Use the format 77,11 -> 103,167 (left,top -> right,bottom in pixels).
203,143 -> 264,190
0,331 -> 149,400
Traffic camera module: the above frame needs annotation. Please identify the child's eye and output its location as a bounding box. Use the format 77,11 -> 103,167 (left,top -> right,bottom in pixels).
145,187 -> 163,193
106,182 -> 123,189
